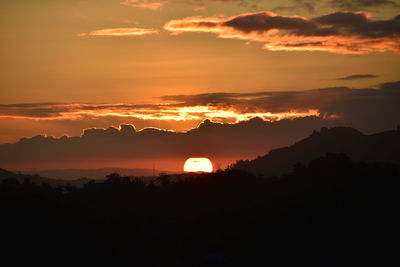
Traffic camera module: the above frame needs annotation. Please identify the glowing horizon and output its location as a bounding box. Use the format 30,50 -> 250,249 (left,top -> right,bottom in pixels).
0,103 -> 320,123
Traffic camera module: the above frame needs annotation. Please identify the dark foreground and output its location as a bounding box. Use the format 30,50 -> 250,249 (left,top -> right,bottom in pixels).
1,153 -> 399,266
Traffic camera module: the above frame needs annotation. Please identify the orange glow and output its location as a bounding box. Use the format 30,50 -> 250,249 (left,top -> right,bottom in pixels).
164,12 -> 400,54
0,103 -> 320,123
120,0 -> 164,10
184,158 -> 213,173
80,28 -> 159,37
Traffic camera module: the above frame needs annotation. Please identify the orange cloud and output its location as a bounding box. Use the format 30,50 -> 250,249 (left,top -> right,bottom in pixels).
120,0 -> 164,10
120,0 -> 212,11
2,81 -> 400,134
164,11 -> 400,54
0,103 -> 320,123
170,0 -> 206,11
80,28 -> 159,36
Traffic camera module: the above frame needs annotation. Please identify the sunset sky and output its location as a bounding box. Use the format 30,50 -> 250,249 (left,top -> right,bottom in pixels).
1,0 -> 399,170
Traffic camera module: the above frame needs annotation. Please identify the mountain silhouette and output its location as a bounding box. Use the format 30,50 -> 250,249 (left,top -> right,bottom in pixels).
232,126 -> 400,176
0,168 -> 91,188
21,167 -> 169,180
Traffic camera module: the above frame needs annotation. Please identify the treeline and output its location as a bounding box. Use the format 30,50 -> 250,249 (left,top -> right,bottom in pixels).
1,153 -> 400,266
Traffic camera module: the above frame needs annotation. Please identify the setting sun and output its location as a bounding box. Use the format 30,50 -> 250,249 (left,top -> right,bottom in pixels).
184,158 -> 213,173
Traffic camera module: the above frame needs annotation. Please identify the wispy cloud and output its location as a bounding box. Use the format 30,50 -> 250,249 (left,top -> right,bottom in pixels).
330,0 -> 400,9
272,0 -> 316,14
164,11 -> 400,54
80,27 -> 159,36
337,74 -> 378,80
171,0 -> 206,10
0,102 -> 319,123
120,0 -> 210,11
271,0 -> 400,12
120,0 -> 164,10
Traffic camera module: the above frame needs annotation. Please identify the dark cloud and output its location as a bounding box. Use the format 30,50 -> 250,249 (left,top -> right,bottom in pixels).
314,11 -> 369,26
224,11 -> 400,39
159,87 -> 346,113
337,74 -> 378,80
0,117 -> 333,171
0,103 -> 162,119
161,81 -> 400,132
164,11 -> 400,54
321,81 -> 400,133
272,0 -> 316,14
330,0 -> 400,9
314,11 -> 400,39
223,12 -> 318,34
274,0 -> 400,11
159,91 -> 273,107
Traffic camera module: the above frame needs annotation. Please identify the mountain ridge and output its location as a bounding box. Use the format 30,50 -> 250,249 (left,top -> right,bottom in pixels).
231,126 -> 400,176
21,167 -> 170,180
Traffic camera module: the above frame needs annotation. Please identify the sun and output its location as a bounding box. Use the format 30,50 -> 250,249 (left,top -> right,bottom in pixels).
184,158 -> 213,173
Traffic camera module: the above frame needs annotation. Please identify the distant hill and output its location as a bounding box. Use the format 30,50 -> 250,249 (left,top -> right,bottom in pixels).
0,168 -> 91,188
231,126 -> 400,176
21,168 -> 170,180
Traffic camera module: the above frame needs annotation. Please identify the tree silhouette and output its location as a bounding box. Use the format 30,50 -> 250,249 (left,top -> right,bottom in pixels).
1,153 -> 399,266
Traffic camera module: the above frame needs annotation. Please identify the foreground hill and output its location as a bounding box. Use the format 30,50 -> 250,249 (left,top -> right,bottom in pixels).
232,126 -> 400,176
